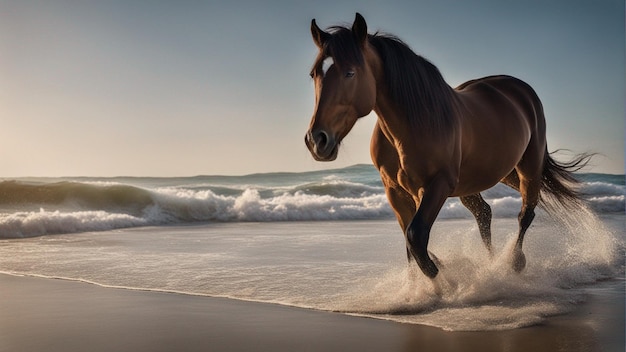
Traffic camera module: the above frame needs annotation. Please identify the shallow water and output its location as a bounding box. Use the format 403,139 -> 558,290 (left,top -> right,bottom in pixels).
0,211 -> 622,331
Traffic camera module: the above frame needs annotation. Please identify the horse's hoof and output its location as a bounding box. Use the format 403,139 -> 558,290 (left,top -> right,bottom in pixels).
512,250 -> 526,273
417,258 -> 439,279
424,266 -> 439,279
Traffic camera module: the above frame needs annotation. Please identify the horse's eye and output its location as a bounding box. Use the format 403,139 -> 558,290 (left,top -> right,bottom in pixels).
346,71 -> 355,78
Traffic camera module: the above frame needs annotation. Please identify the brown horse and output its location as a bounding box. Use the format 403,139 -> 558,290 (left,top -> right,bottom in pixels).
305,13 -> 591,279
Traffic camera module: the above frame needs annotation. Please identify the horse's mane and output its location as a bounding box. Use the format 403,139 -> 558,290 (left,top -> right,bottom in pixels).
315,26 -> 456,135
368,33 -> 456,134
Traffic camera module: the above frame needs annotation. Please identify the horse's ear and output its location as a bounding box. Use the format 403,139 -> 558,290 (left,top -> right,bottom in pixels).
311,19 -> 330,49
352,13 -> 367,48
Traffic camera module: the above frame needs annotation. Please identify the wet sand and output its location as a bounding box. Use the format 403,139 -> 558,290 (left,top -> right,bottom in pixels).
1,273 -> 623,352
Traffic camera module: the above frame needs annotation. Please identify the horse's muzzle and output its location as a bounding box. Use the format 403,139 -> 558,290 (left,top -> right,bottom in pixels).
305,129 -> 338,161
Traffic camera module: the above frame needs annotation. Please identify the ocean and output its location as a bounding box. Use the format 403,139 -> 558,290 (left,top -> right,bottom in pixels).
1,164 -> 623,237
0,164 -> 624,330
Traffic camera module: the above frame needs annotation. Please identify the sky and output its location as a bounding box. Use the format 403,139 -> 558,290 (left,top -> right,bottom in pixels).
1,0 -> 624,177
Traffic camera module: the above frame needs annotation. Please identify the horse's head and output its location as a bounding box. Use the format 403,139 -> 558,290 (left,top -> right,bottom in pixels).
305,13 -> 377,161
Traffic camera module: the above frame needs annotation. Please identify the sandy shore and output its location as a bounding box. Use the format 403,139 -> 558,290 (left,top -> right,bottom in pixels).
1,273 -> 623,352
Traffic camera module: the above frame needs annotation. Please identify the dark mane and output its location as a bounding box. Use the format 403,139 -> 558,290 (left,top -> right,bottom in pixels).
367,33 -> 456,134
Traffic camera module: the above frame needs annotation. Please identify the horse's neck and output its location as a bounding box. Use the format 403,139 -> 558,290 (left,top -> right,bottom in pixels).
372,89 -> 460,179
373,92 -> 428,150
373,96 -> 404,142
373,82 -> 459,144
367,44 -> 460,169
372,94 -> 421,170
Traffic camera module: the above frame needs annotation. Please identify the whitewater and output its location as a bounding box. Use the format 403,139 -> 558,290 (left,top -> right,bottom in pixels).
0,164 -> 623,238
0,164 -> 624,331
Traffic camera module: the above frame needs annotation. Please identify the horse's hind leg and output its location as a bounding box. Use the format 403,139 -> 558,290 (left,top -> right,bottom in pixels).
501,167 -> 538,271
513,174 -> 541,272
460,193 -> 493,254
501,170 -> 520,192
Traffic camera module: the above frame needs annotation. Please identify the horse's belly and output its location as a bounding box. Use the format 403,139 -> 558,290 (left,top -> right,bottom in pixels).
453,149 -> 524,196
454,116 -> 531,195
452,172 -> 507,196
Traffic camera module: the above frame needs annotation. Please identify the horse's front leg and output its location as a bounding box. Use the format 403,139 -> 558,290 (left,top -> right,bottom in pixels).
405,176 -> 453,279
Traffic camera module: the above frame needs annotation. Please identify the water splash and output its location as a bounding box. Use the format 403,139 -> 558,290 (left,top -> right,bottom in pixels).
328,207 -> 622,330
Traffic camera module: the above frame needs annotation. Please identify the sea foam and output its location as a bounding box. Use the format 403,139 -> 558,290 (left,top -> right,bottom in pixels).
0,167 -> 623,238
328,208 -> 622,330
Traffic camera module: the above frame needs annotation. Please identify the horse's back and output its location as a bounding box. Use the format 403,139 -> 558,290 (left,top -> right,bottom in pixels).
457,75 -> 545,119
452,75 -> 547,196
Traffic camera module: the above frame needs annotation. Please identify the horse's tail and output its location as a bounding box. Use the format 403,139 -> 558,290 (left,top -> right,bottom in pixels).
539,150 -> 594,214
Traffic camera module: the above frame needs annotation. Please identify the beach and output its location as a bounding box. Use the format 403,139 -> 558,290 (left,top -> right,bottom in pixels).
1,272 -> 623,352
1,216 -> 624,352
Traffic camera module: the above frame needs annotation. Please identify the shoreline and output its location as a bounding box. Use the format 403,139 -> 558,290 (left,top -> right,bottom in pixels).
1,273 -> 623,352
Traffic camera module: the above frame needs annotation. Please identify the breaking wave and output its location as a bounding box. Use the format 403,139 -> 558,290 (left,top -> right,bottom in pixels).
0,166 -> 623,238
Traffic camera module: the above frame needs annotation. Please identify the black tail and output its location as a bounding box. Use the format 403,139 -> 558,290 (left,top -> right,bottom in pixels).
540,150 -> 594,213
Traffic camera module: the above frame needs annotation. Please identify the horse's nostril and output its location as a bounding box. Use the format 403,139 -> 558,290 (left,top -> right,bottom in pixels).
315,130 -> 329,148
306,129 -> 336,160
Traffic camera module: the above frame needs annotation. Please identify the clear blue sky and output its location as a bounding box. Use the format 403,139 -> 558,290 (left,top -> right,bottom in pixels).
1,0 -> 624,176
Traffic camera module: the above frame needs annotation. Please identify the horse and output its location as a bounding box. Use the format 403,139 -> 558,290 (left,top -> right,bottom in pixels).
304,13 -> 591,279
